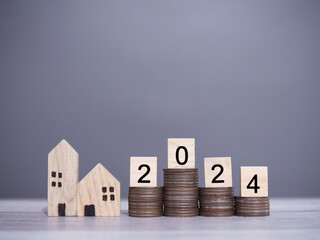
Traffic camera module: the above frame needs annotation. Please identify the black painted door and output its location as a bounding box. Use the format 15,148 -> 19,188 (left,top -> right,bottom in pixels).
84,205 -> 95,216
58,203 -> 66,216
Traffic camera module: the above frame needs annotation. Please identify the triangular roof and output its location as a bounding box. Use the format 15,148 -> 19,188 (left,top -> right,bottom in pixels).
48,139 -> 78,157
78,163 -> 120,186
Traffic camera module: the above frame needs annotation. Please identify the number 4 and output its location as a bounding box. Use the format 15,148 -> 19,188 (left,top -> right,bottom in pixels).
247,174 -> 260,193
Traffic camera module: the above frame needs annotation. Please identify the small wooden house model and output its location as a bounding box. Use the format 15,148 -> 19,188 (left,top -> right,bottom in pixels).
47,139 -> 79,216
77,163 -> 120,216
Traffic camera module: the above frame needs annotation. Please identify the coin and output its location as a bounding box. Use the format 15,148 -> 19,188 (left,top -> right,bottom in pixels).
163,169 -> 199,217
199,187 -> 234,217
234,196 -> 270,217
128,187 -> 164,217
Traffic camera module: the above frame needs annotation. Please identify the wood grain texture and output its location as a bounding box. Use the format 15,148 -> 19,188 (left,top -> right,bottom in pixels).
77,163 -> 120,216
240,166 -> 268,197
47,139 -> 79,216
167,138 -> 195,168
204,157 -> 232,187
130,157 -> 157,187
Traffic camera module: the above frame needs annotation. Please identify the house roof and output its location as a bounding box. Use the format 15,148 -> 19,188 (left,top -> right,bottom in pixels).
78,163 -> 120,187
48,139 -> 78,158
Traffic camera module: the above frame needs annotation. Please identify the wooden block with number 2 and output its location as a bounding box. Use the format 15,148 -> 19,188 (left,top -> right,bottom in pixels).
204,157 -> 232,187
240,166 -> 268,197
130,157 -> 157,187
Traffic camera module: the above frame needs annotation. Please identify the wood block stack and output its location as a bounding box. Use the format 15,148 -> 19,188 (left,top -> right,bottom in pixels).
129,157 -> 163,217
199,157 -> 234,217
235,166 -> 269,217
163,138 -> 199,217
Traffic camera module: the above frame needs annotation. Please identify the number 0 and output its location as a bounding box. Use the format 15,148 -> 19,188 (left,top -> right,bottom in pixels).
176,146 -> 188,165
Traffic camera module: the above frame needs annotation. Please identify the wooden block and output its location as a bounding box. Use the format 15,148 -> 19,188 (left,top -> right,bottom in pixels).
130,157 -> 157,187
204,157 -> 232,187
167,138 -> 195,168
48,139 -> 79,216
77,163 -> 120,216
240,166 -> 268,197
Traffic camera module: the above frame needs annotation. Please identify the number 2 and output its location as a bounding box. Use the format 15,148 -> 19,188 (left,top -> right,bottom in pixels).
247,174 -> 260,193
137,164 -> 151,183
211,164 -> 224,183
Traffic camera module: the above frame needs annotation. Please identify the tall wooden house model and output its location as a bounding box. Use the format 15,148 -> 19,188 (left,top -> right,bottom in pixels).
48,139 -> 79,216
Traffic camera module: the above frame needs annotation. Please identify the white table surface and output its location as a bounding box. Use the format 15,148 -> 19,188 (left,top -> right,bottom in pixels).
0,198 -> 319,240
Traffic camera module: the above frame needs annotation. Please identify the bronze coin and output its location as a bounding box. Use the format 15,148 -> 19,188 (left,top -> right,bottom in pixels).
129,212 -> 163,217
199,187 -> 234,192
234,197 -> 269,202
129,204 -> 163,207
200,212 -> 234,217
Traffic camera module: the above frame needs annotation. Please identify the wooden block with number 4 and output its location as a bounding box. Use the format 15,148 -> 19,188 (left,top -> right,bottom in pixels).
130,157 -> 157,187
167,138 -> 195,168
204,157 -> 232,187
240,166 -> 268,197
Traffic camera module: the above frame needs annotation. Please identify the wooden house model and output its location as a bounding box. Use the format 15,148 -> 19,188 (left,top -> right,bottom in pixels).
47,139 -> 79,216
77,163 -> 121,216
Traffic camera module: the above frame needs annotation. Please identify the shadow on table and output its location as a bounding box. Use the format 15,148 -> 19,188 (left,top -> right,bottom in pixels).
42,207 -> 47,216
121,209 -> 128,216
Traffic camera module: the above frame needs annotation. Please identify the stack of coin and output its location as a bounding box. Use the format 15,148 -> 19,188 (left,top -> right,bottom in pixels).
199,187 -> 234,217
128,187 -> 163,217
163,169 -> 199,217
234,197 -> 270,217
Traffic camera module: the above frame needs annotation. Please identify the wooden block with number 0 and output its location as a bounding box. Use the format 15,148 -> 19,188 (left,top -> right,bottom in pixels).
240,166 -> 268,197
167,138 -> 195,168
204,157 -> 232,187
130,157 -> 157,187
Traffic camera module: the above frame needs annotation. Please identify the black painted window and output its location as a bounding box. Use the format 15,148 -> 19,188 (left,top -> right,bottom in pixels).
110,187 -> 114,192
102,187 -> 107,193
52,181 -> 56,187
58,182 -> 62,188
103,195 -> 107,201
110,194 -> 115,201
51,172 -> 56,178
58,173 -> 62,178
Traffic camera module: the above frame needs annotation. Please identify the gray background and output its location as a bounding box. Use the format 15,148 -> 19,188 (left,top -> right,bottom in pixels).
1,0 -> 319,198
